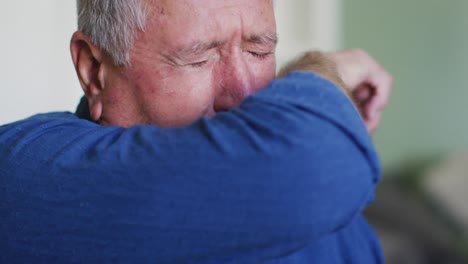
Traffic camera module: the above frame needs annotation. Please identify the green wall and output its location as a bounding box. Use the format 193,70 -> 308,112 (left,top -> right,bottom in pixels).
344,0 -> 468,169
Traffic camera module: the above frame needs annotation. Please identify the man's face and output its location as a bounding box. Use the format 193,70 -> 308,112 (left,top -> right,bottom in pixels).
100,0 -> 277,127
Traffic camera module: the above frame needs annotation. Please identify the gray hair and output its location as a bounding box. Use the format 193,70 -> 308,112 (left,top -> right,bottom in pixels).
77,0 -> 147,66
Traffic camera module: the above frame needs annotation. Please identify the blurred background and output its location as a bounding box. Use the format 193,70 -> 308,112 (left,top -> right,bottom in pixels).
1,0 -> 467,262
344,1 -> 468,262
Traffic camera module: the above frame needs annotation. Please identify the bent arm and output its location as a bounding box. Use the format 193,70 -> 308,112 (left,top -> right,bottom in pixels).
0,72 -> 379,262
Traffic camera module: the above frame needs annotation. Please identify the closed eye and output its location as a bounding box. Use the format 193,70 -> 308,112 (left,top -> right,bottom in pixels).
189,60 -> 209,67
249,51 -> 273,60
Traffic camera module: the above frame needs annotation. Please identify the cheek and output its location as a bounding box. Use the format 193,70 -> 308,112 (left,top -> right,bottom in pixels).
125,51 -> 219,126
252,58 -> 277,92
176,70 -> 216,106
147,70 -> 216,126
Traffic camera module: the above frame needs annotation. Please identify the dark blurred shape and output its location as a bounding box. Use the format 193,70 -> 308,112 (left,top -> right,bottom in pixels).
365,156 -> 468,264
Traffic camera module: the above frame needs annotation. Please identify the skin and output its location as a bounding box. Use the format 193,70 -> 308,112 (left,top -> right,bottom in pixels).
279,49 -> 394,134
71,0 -> 277,127
329,49 -> 393,134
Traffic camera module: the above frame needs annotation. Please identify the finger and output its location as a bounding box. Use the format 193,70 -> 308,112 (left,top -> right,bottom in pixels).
353,85 -> 373,102
359,71 -> 392,122
367,68 -> 393,112
365,111 -> 382,135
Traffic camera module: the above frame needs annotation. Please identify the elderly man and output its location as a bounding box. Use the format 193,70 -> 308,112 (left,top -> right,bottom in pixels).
0,0 -> 392,263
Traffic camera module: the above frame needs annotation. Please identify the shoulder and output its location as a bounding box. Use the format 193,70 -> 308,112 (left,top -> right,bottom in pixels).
1,112 -> 90,130
0,112 -> 102,162
0,111 -> 97,144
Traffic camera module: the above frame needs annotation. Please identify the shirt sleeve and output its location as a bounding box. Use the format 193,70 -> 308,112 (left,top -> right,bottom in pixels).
0,72 -> 380,263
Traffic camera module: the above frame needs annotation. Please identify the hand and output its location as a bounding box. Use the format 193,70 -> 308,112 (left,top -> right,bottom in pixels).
278,51 -> 349,97
328,49 -> 393,134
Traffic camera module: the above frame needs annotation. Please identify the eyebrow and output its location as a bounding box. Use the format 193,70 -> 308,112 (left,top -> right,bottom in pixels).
247,33 -> 279,46
166,33 -> 278,63
174,40 -> 225,57
178,33 -> 278,54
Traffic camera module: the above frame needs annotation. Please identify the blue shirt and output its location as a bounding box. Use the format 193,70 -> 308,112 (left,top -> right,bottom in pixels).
0,72 -> 383,263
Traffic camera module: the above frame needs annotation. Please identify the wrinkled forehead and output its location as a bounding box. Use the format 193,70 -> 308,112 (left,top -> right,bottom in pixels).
145,0 -> 276,16
143,0 -> 276,35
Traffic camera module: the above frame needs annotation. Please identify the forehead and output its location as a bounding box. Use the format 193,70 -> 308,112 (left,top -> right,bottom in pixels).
145,0 -> 276,32
149,0 -> 274,13
130,0 -> 276,63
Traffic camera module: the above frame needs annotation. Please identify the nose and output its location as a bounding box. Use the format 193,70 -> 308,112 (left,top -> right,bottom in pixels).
213,51 -> 254,112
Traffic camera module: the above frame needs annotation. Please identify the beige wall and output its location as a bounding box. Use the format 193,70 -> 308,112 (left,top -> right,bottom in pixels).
0,1 -> 80,124
276,0 -> 343,69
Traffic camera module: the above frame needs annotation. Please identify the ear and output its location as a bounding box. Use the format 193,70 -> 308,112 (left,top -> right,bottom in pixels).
70,31 -> 106,122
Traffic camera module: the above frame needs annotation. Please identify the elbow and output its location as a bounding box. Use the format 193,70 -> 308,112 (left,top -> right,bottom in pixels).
262,120 -> 380,242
